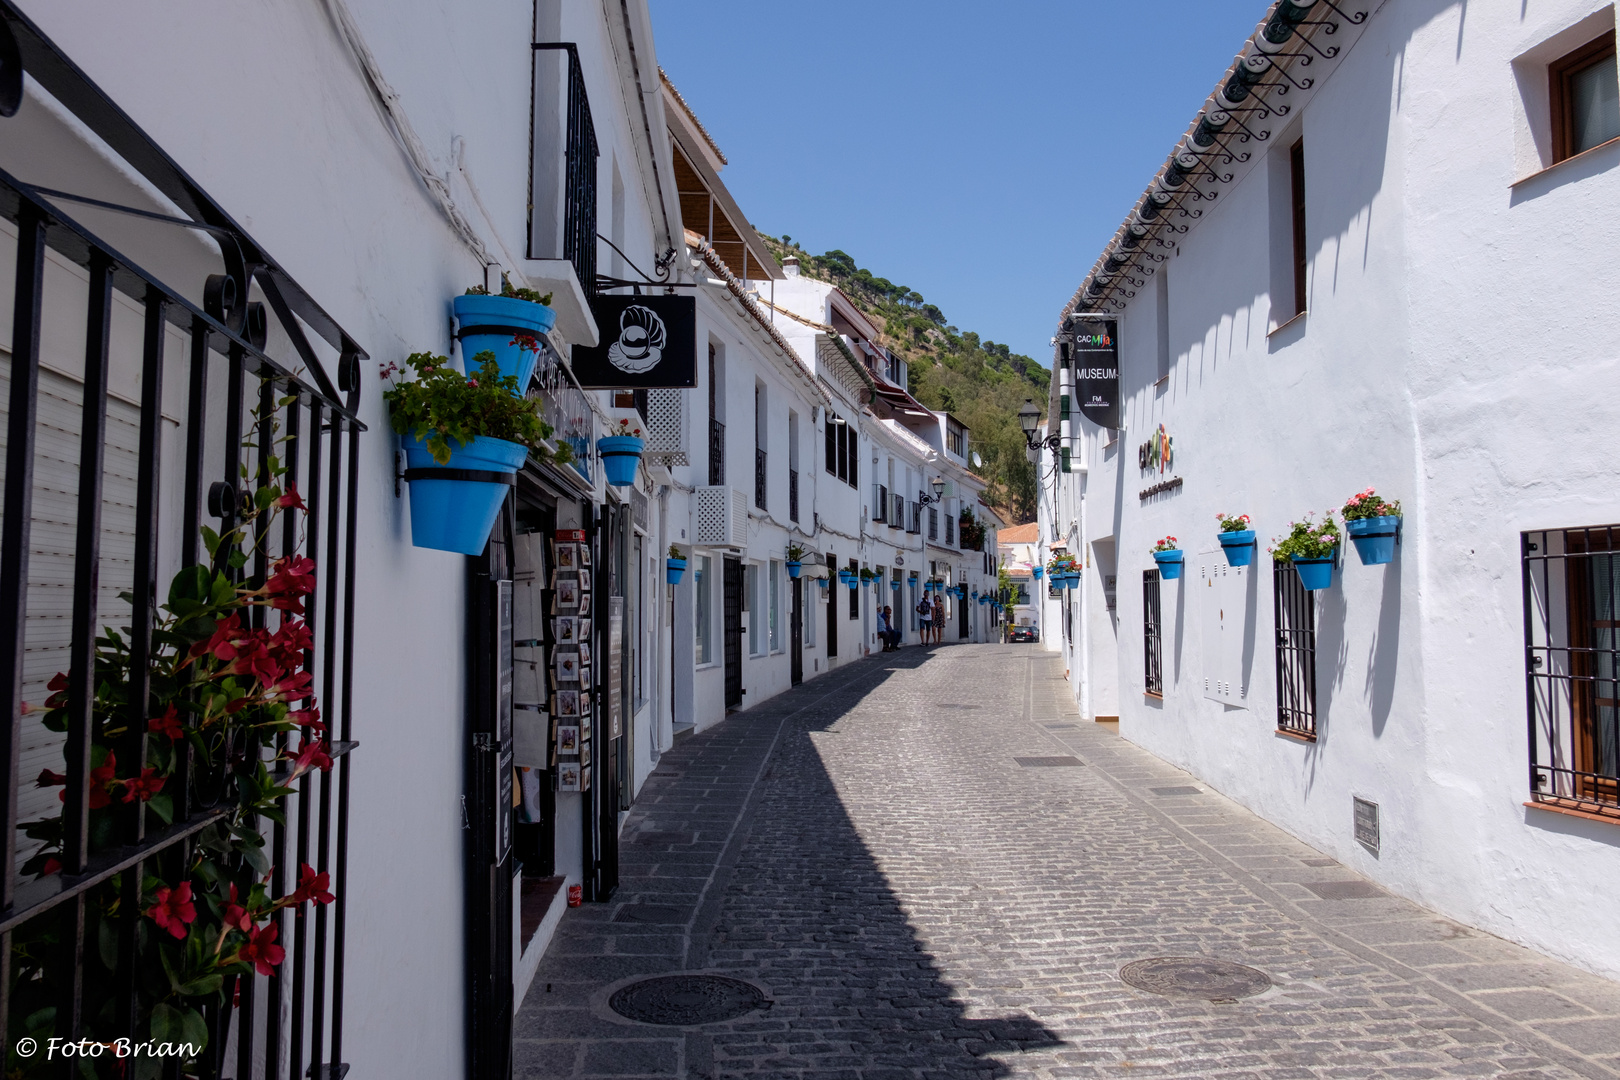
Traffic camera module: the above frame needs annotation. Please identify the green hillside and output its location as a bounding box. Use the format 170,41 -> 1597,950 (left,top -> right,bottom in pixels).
760,236 -> 1044,524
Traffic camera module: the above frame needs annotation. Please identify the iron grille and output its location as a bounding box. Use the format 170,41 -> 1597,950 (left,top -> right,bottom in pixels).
788,469 -> 799,523
1144,570 -> 1163,695
754,448 -> 767,511
945,511 -> 955,546
1523,526 -> 1620,819
708,418 -> 725,487
532,43 -> 598,299
891,493 -> 904,529
0,18 -> 366,1072
929,507 -> 938,541
873,484 -> 887,523
1273,561 -> 1317,739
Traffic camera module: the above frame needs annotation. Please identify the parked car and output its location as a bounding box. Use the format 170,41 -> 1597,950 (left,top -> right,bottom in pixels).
1009,624 -> 1039,643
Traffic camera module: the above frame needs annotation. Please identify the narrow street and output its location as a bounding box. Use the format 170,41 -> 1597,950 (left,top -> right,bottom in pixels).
514,646 -> 1620,1080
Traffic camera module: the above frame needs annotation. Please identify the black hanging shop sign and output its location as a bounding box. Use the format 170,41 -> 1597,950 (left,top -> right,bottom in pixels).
1071,317 -> 1120,430
572,294 -> 697,388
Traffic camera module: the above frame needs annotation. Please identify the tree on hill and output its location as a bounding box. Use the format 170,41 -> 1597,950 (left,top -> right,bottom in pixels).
762,234 -> 1044,523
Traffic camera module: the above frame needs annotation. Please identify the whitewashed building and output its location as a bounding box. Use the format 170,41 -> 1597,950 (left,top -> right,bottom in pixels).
1039,0 -> 1620,979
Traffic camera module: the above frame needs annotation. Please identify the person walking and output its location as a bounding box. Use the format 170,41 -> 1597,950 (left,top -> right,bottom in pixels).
931,594 -> 945,645
915,592 -> 932,647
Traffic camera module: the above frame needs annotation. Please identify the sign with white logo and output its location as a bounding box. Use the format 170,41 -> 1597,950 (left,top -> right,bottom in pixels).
572,295 -> 696,388
1070,317 -> 1120,430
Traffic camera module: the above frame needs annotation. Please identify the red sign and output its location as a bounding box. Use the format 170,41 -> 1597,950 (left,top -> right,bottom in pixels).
554,529 -> 586,542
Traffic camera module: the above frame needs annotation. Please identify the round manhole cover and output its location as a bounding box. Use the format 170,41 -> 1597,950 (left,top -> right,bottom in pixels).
608,975 -> 769,1026
1119,957 -> 1271,1000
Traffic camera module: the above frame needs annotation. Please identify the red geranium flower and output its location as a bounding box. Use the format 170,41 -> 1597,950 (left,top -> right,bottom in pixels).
120,768 -> 166,804
146,882 -> 196,940
238,922 -> 285,976
149,704 -> 184,742
289,864 -> 335,907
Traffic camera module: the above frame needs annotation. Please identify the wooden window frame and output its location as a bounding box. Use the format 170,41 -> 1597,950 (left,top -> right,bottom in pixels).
1289,138 -> 1307,319
1550,33 -> 1619,164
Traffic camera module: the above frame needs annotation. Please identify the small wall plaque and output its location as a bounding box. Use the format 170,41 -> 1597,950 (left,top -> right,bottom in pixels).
1353,796 -> 1380,853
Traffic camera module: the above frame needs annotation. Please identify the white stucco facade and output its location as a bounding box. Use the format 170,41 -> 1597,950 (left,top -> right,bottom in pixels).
1040,0 -> 1620,980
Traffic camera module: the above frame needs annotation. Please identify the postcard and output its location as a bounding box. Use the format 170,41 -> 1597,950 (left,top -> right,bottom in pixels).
557,725 -> 579,753
555,690 -> 580,717
554,650 -> 580,682
557,579 -> 579,609
554,616 -> 577,644
557,763 -> 581,792
555,543 -> 577,570
577,568 -> 592,592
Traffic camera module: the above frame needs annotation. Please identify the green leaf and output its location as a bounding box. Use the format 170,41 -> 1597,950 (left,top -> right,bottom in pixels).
175,974 -> 223,998
149,1002 -> 184,1043
146,793 -> 174,825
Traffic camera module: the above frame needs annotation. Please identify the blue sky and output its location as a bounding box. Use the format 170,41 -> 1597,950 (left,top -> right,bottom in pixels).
648,1 -> 1268,368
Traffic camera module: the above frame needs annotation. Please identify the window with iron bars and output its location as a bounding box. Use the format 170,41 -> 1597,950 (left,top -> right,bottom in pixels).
1524,525 -> 1620,820
891,493 -> 905,529
1144,570 -> 1163,696
945,510 -> 956,546
873,484 -> 887,522
0,24 -> 365,1073
909,501 -> 920,534
754,447 -> 767,510
928,506 -> 938,541
1273,561 -> 1317,739
788,468 -> 799,523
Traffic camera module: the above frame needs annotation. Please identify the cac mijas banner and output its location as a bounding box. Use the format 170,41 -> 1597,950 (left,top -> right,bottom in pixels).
571,294 -> 697,389
1071,317 -> 1120,430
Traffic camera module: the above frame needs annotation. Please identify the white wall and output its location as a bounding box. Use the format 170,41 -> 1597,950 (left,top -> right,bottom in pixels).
1046,0 -> 1620,979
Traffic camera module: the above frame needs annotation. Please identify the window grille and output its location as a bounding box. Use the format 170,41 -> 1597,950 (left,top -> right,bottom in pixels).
1524,526 -> 1620,819
1144,570 -> 1163,695
945,512 -> 956,546
891,493 -> 904,528
874,484 -> 887,522
1273,561 -> 1317,738
788,469 -> 799,523
0,20 -> 366,1072
531,43 -> 598,298
929,506 -> 938,541
754,447 -> 767,511
708,417 -> 725,486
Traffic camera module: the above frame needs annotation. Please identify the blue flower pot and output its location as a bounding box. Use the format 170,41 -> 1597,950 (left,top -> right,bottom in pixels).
1153,549 -> 1185,580
666,558 -> 686,585
1347,515 -> 1400,566
453,294 -> 557,391
787,560 -> 802,578
596,435 -> 644,487
890,580 -> 901,590
401,434 -> 527,555
1292,555 -> 1335,591
1219,530 -> 1256,567
1032,567 -> 1044,580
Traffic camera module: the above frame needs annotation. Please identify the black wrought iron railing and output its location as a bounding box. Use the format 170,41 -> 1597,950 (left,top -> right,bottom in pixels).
532,43 -> 598,299
1273,562 -> 1317,739
0,7 -> 364,1076
1143,570 -> 1163,695
708,418 -> 725,486
1523,525 -> 1620,819
788,469 -> 799,523
754,448 -> 767,511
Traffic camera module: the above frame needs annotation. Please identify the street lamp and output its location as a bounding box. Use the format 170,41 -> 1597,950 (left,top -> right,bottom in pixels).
1019,399 -> 1063,453
918,477 -> 946,505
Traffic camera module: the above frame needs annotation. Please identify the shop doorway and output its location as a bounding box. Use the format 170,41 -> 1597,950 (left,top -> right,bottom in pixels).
790,577 -> 804,685
723,556 -> 743,708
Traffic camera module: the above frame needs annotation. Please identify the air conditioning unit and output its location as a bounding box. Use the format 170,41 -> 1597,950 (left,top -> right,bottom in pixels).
695,486 -> 748,546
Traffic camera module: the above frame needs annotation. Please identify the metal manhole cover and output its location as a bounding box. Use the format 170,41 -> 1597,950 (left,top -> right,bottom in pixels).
1119,957 -> 1271,1000
608,975 -> 769,1025
613,905 -> 687,924
1151,786 -> 1202,796
1015,756 -> 1086,767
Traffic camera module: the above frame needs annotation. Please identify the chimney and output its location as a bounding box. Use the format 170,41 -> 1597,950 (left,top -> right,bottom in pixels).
782,255 -> 800,277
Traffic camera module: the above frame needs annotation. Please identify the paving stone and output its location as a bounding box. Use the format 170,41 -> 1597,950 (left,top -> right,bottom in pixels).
512,647 -> 1620,1079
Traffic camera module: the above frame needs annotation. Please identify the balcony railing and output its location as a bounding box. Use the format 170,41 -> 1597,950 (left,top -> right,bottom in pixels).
0,10 -> 366,1073
789,469 -> 799,523
709,418 -> 725,486
755,448 -> 767,511
532,43 -> 598,298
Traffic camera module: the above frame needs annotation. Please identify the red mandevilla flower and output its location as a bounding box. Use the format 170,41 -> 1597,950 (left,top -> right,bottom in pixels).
277,484 -> 308,511
265,670 -> 314,705
289,864 -> 335,907
67,752 -> 120,810
290,738 -> 333,776
265,556 -> 317,615
146,881 -> 197,941
287,706 -> 325,733
237,921 -> 285,976
149,704 -> 184,742
270,620 -> 313,669
121,768 -> 165,804
36,768 -> 67,788
45,671 -> 69,710
223,883 -> 253,933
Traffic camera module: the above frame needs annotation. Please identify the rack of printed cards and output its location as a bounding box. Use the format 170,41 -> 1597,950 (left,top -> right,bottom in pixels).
513,528 -> 594,797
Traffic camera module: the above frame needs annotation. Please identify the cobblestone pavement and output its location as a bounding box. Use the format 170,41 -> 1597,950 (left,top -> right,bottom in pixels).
514,645 -> 1620,1079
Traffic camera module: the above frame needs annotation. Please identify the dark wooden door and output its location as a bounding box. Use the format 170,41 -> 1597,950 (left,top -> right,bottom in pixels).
958,592 -> 968,639
826,554 -> 838,657
724,556 -> 743,708
790,577 -> 803,685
